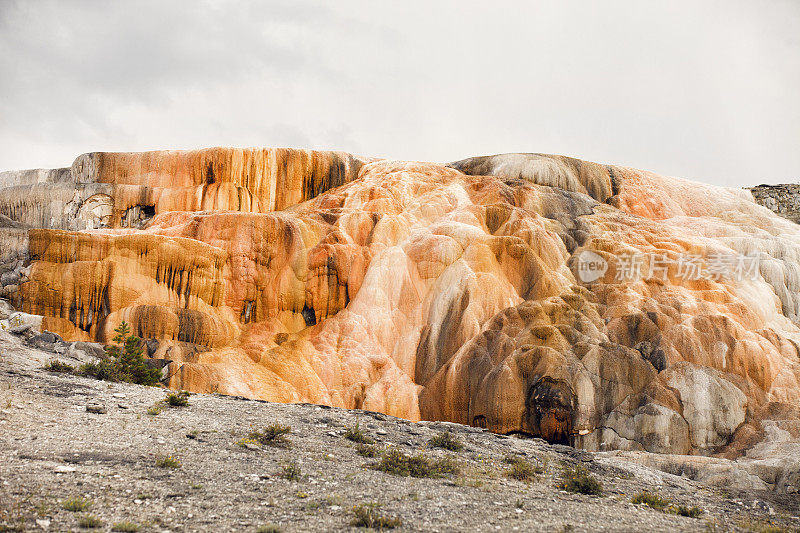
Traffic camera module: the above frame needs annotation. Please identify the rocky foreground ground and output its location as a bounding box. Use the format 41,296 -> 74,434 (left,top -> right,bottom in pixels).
1,331 -> 798,533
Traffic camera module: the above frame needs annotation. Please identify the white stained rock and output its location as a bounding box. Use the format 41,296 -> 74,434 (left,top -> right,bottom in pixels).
594,402 -> 689,455
0,298 -> 14,319
665,363 -> 747,450
7,312 -> 43,334
632,403 -> 690,455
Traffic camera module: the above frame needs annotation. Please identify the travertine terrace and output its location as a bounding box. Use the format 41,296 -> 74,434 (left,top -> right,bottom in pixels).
2,148 -> 800,462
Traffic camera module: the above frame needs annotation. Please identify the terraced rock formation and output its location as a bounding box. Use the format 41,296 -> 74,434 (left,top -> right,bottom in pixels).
2,148 -> 800,463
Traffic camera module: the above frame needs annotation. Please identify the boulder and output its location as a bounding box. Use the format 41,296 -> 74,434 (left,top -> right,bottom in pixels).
0,298 -> 13,319
7,312 -> 42,334
86,401 -> 107,414
68,341 -> 106,360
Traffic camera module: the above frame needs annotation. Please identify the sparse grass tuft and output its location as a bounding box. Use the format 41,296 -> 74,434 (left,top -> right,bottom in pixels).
351,503 -> 402,529
165,391 -> 190,407
557,465 -> 602,495
61,497 -> 91,512
305,500 -> 323,511
374,449 -> 459,478
356,443 -> 379,457
504,455 -> 542,482
111,522 -> 141,532
111,522 -> 141,533
670,505 -> 703,518
736,519 -> 796,533
78,514 -> 103,529
35,502 -> 51,517
280,461 -> 302,481
256,526 -> 282,533
147,391 -> 189,416
155,454 -> 181,469
428,431 -> 464,452
248,424 -> 292,447
236,437 -> 260,448
631,492 -> 703,518
344,419 -> 375,444
43,360 -> 75,373
632,491 -> 670,510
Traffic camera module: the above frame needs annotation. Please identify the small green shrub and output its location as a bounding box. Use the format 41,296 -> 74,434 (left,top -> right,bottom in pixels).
356,443 -> 379,457
280,461 -> 302,481
504,455 -> 541,482
670,505 -> 703,518
345,419 -> 375,444
43,360 -> 75,373
428,431 -> 464,452
165,391 -> 190,407
78,360 -> 116,381
374,449 -> 459,478
111,522 -> 141,532
248,424 -> 291,447
61,497 -> 91,512
557,465 -> 602,495
80,322 -> 161,385
632,491 -> 670,510
351,503 -> 402,529
78,514 -> 103,528
155,454 -> 181,469
146,403 -> 163,416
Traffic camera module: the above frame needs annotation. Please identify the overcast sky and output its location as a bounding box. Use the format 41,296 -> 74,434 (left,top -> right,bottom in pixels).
0,0 -> 798,187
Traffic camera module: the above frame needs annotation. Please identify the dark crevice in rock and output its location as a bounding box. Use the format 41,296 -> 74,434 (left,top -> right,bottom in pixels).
302,304 -> 316,327
240,300 -> 256,323
121,204 -> 156,228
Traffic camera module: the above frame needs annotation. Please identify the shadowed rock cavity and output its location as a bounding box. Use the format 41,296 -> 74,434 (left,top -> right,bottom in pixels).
526,377 -> 576,445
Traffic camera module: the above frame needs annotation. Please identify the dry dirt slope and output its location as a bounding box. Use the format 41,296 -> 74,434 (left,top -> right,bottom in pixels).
0,331 -> 797,533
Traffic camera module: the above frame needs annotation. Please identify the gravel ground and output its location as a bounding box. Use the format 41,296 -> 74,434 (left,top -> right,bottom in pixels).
1,332 -> 797,532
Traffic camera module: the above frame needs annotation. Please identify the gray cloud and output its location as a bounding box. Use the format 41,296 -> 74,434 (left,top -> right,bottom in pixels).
0,0 -> 798,187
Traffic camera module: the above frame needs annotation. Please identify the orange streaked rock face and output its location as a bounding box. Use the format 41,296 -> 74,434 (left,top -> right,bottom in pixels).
4,149 -> 800,457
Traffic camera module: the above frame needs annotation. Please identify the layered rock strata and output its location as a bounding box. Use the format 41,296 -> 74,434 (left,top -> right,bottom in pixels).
3,148 -> 800,459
